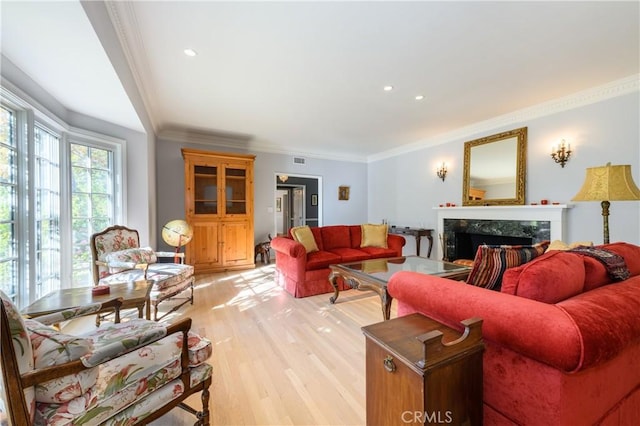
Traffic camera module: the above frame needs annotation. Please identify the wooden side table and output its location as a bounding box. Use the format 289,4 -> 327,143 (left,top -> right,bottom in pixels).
22,280 -> 153,326
362,313 -> 484,425
389,227 -> 434,257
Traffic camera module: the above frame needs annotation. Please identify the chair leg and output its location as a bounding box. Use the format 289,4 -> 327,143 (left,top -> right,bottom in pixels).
199,382 -> 211,426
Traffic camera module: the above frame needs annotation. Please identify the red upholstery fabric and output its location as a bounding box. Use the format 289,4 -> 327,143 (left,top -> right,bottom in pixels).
305,250 -> 341,270
320,226 -> 351,251
358,246 -> 398,259
272,225 -> 406,298
501,250 -> 586,303
326,248 -> 369,263
388,250 -> 640,425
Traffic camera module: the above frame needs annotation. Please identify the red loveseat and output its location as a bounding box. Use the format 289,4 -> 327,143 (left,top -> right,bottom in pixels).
388,242 -> 640,425
271,225 -> 406,298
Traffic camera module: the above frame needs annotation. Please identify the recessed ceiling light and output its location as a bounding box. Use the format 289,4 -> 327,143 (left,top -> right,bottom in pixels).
383,85 -> 393,91
183,48 -> 198,57
415,95 -> 425,100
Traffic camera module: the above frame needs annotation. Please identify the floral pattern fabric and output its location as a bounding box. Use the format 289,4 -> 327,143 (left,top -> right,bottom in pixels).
2,289 -> 213,426
25,319 -> 98,404
30,303 -> 102,326
94,228 -> 140,279
79,319 -> 167,367
1,290 -> 36,422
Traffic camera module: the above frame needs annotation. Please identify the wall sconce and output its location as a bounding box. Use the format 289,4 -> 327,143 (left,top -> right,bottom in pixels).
551,139 -> 572,167
436,163 -> 447,182
278,174 -> 289,183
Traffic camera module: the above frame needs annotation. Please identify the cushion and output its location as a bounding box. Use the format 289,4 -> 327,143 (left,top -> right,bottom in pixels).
290,226 -> 319,253
1,291 -> 36,421
501,251 -> 586,303
24,319 -> 98,404
545,240 -> 593,252
320,226 -> 351,250
105,246 -> 157,263
466,240 -> 550,290
361,224 -> 388,249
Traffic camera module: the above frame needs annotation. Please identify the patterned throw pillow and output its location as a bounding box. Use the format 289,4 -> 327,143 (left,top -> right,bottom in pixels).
290,226 -> 319,253
467,241 -> 550,290
24,319 -> 98,404
360,224 -> 388,249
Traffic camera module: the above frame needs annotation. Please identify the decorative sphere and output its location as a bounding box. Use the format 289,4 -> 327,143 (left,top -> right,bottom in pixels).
162,220 -> 193,247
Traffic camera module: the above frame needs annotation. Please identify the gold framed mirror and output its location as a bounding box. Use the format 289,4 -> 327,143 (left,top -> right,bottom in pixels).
462,127 -> 527,206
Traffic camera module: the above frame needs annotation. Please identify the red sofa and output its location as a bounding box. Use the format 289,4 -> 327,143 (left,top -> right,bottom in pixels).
388,242 -> 640,425
271,225 -> 406,297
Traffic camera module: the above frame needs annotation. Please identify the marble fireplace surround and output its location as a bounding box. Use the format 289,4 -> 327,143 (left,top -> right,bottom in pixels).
435,205 -> 572,261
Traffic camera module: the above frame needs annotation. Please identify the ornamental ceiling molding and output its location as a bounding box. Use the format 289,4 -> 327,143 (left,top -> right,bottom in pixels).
368,74 -> 640,163
105,1 -> 159,133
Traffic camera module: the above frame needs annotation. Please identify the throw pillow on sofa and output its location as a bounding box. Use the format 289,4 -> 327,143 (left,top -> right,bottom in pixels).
360,224 -> 388,249
467,241 -> 550,290
545,240 -> 593,252
501,250 -> 587,303
290,225 -> 319,253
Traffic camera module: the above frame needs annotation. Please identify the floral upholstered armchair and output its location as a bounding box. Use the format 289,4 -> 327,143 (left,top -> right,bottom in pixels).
91,225 -> 194,321
0,290 -> 213,425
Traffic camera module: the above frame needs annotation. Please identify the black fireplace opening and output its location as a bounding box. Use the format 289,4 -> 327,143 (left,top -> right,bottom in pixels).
453,232 -> 534,261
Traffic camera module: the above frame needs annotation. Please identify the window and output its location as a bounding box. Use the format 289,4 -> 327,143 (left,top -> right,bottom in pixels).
70,143 -> 115,286
0,89 -> 123,307
0,106 -> 18,300
33,125 -> 61,299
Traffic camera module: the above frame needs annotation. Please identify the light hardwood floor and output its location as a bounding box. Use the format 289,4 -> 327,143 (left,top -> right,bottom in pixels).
152,263 -> 396,425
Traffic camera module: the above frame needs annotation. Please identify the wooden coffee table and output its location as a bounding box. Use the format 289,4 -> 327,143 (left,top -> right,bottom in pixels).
22,280 -> 153,325
329,256 -> 471,320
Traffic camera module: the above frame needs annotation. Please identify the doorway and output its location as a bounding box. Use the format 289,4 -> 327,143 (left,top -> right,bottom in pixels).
275,174 -> 322,236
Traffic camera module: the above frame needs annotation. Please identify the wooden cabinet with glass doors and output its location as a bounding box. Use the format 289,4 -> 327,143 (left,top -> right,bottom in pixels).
182,148 -> 255,273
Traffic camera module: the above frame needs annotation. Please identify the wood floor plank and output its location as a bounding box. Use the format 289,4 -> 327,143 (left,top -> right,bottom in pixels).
145,263 -> 395,425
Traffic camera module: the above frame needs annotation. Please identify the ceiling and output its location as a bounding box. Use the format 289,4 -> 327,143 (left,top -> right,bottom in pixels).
2,1 -> 638,162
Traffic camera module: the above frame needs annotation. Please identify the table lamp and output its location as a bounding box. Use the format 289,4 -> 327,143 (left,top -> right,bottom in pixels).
162,219 -> 194,262
571,163 -> 640,244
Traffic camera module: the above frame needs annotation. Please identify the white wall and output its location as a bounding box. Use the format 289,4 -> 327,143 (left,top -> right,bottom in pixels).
369,91 -> 640,253
155,138 -> 369,251
1,57 -> 153,244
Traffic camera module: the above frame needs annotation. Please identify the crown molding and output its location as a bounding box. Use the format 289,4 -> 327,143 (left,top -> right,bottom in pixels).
159,126 -> 368,163
368,74 -> 640,163
105,1 -> 158,133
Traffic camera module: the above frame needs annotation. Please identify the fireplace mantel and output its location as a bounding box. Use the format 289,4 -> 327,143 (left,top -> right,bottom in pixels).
434,205 -> 572,260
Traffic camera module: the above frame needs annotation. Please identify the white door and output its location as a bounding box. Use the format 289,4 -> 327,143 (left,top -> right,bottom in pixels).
292,187 -> 305,228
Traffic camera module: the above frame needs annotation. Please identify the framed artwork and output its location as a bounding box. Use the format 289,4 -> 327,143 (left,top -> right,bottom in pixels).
338,186 -> 350,200
311,194 -> 318,206
276,197 -> 282,212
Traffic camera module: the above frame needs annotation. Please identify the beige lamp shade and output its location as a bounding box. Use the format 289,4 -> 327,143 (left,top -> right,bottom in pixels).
162,219 -> 194,247
572,163 -> 640,202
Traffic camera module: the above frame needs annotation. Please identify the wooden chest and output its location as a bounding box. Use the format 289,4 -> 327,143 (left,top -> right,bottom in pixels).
361,313 -> 484,425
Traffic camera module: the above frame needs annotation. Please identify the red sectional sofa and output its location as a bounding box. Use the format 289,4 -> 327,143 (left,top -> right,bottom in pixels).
388,242 -> 640,425
271,225 -> 406,297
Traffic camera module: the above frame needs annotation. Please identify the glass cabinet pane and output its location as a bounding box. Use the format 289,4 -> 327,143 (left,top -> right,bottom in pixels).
225,167 -> 246,214
194,165 -> 218,214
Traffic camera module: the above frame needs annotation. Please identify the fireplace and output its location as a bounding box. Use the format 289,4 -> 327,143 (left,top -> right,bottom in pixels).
435,205 -> 571,261
453,232 -> 534,261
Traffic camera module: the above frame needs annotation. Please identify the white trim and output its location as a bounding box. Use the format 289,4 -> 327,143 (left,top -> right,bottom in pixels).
273,172 -> 323,236
435,205 -> 572,260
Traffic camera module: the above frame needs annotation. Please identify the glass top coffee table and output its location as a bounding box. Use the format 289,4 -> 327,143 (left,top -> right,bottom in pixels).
328,256 -> 471,320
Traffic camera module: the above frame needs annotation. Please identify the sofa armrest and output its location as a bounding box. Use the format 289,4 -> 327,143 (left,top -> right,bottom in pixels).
387,234 -> 406,256
271,236 -> 306,259
388,271 -> 584,372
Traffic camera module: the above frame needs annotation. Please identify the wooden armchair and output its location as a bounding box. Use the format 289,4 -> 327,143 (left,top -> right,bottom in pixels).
0,291 -> 213,425
91,225 -> 194,321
